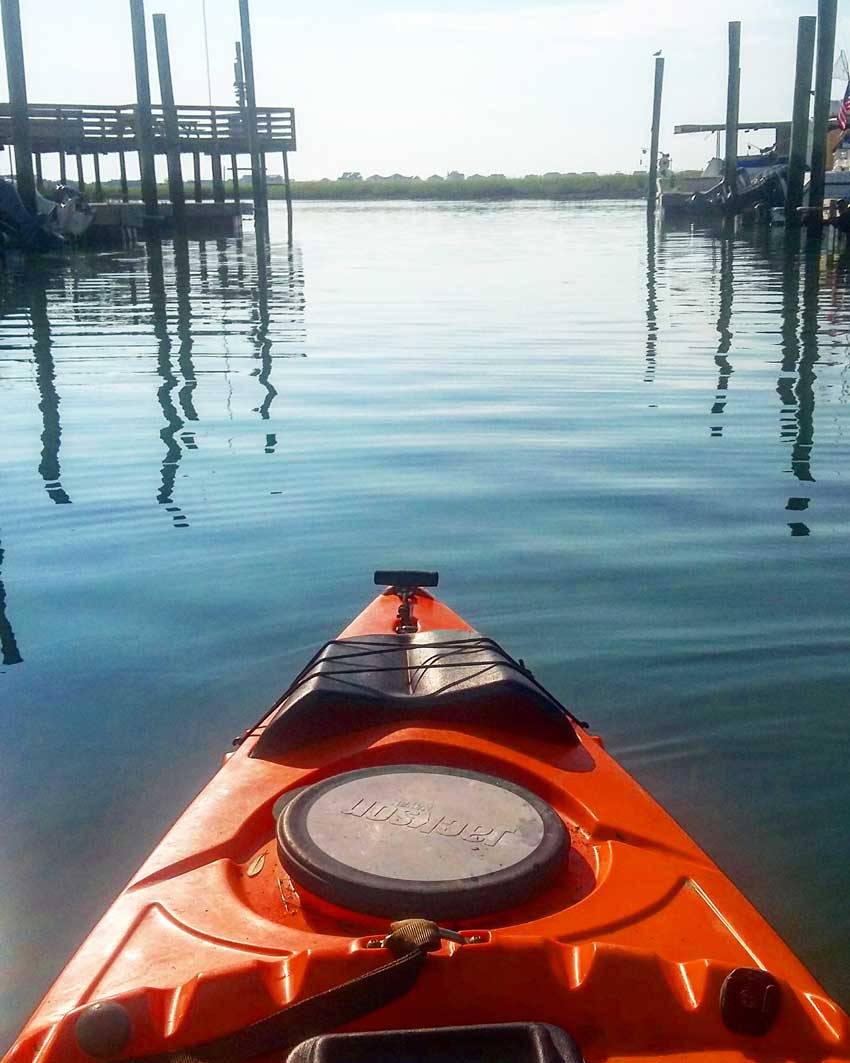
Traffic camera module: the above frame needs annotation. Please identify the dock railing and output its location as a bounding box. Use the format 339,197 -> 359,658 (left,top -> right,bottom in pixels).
0,103 -> 296,154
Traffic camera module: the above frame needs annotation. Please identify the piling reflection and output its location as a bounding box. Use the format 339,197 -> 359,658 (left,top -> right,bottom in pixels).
793,237 -> 821,485
146,240 -> 189,529
252,222 -> 277,422
645,221 -> 658,384
711,237 -> 735,438
0,541 -> 23,667
30,284 -> 71,504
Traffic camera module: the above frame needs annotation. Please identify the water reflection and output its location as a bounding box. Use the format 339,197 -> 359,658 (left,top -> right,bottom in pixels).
644,220 -> 658,384
0,232 -> 306,531
30,284 -> 71,504
0,540 -> 23,667
649,220 -> 848,534
711,237 -> 734,438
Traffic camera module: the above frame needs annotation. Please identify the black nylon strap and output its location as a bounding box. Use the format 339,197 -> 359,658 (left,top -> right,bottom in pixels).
127,948 -> 427,1063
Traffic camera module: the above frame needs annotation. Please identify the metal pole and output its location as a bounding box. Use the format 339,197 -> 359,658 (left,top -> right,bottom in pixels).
724,22 -> 741,197
646,56 -> 664,215
238,0 -> 267,223
129,0 -> 158,220
152,13 -> 186,226
282,149 -> 293,240
0,0 -> 36,211
787,16 -> 817,222
810,0 -> 838,221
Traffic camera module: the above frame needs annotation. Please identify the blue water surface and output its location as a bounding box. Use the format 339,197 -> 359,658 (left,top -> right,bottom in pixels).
1,201 -> 849,1046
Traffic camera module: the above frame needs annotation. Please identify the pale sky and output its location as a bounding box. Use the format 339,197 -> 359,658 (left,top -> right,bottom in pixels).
3,0 -> 848,181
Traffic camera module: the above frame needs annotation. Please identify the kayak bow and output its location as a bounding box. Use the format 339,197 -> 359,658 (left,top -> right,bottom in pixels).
5,571 -> 849,1063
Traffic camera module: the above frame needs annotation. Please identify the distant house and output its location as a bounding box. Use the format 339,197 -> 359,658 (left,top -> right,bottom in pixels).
266,174 -> 284,184
543,171 -> 564,179
366,174 -> 414,182
488,173 -> 506,179
427,174 -> 445,182
447,171 -> 465,180
339,171 -> 363,180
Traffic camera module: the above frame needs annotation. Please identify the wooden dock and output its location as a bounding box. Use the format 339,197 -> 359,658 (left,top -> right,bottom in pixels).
0,0 -> 296,241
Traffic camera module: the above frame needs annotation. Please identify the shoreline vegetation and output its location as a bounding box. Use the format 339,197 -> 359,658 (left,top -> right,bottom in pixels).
91,171 -> 699,203
282,173 -> 651,200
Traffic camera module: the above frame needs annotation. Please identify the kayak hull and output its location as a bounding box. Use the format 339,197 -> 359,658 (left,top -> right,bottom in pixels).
5,589 -> 849,1063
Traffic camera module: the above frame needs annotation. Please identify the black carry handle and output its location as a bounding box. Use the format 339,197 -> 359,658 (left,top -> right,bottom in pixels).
374,570 -> 439,589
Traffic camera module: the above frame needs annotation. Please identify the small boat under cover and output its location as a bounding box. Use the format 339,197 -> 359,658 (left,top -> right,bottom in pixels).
5,572 -> 849,1063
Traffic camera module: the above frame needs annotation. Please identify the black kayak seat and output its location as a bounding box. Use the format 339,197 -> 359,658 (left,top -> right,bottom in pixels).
251,630 -> 579,757
286,1022 -> 585,1063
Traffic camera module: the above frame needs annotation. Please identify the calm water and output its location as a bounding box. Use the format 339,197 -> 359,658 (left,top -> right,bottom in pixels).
1,201 -> 849,1044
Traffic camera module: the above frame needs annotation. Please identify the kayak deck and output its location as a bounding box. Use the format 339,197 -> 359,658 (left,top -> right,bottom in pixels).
5,586 -> 849,1063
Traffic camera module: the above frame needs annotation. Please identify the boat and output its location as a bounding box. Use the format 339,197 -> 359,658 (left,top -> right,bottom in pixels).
5,571 -> 849,1063
0,178 -> 93,253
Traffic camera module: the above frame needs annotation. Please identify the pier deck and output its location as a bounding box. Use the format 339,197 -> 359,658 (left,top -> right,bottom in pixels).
0,102 -> 295,158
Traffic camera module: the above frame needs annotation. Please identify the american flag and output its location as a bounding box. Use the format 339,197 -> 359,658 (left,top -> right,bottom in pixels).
839,78 -> 850,130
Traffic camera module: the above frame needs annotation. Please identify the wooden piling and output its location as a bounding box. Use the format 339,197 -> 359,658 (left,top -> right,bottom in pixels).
231,154 -> 241,203
129,0 -> 158,220
282,149 -> 293,240
210,107 -> 225,203
724,22 -> 741,197
34,150 -> 42,190
211,151 -> 225,203
238,0 -> 267,223
646,56 -> 664,215
119,151 -> 129,201
0,0 -> 36,212
93,153 -> 103,200
59,149 -> 66,184
234,41 -> 245,109
787,15 -> 817,222
75,152 -> 85,193
152,13 -> 186,226
193,152 -> 202,202
810,0 -> 838,222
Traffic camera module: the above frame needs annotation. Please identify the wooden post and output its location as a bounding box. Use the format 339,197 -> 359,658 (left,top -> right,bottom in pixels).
75,152 -> 85,193
238,0 -> 267,223
231,154 -> 240,203
129,0 -> 158,220
787,16 -> 817,222
0,0 -> 36,211
724,22 -> 741,197
192,151 -> 202,201
646,56 -> 664,215
119,151 -> 129,201
234,40 -> 245,109
93,153 -> 103,200
282,149 -> 293,240
59,149 -> 66,183
34,150 -> 42,190
210,108 -> 225,203
810,0 -> 839,222
152,13 -> 186,226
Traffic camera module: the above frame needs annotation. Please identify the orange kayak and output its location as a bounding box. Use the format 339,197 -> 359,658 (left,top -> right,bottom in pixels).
6,572 -> 849,1063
